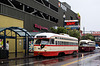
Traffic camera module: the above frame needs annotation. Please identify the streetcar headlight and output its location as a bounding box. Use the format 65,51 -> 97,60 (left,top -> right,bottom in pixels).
82,48 -> 84,49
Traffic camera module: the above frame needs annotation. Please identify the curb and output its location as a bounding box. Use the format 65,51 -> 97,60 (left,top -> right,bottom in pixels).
0,55 -> 35,61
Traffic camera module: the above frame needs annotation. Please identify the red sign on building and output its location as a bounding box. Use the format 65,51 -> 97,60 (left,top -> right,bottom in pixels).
34,24 -> 48,30
66,22 -> 75,25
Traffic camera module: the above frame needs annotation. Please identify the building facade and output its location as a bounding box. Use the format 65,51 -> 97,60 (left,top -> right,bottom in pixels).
0,0 -> 79,32
0,0 -> 79,52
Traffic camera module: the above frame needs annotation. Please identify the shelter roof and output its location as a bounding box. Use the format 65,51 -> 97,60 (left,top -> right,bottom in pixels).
0,27 -> 31,37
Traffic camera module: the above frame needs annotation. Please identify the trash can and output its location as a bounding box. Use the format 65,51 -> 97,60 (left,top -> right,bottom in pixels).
0,49 -> 8,59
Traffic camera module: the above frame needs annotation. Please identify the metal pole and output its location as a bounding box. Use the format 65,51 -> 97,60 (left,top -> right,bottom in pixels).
83,27 -> 85,39
3,30 -> 6,50
25,33 -> 26,56
15,33 -> 17,57
63,18 -> 65,27
27,37 -> 29,55
63,12 -> 66,27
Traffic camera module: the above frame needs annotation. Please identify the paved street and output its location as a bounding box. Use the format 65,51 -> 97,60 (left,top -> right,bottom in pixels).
0,49 -> 100,66
0,0 -> 100,66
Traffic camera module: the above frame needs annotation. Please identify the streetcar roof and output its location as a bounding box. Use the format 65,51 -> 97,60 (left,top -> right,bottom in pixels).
80,40 -> 95,43
34,32 -> 78,40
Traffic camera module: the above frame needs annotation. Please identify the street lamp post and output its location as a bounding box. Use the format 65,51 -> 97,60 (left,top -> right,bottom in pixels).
63,13 -> 66,27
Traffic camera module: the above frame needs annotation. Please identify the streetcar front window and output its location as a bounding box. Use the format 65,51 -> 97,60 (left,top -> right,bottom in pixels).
35,39 -> 49,45
41,40 -> 48,45
80,43 -> 89,46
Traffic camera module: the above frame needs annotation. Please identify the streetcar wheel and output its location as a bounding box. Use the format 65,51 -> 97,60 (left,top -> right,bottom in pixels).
58,52 -> 65,57
73,51 -> 77,55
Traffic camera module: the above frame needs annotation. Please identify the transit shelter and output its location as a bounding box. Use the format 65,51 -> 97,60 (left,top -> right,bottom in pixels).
0,27 -> 32,58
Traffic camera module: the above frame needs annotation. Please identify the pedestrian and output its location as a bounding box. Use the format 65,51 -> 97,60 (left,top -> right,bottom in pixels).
6,41 -> 9,58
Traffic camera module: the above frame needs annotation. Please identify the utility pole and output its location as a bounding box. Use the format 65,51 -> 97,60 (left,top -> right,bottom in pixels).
83,27 -> 85,39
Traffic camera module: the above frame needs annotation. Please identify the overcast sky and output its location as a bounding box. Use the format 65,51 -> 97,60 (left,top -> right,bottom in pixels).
59,0 -> 100,31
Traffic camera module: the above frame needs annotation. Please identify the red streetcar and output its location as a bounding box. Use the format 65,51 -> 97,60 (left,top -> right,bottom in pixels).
79,40 -> 95,51
33,33 -> 78,57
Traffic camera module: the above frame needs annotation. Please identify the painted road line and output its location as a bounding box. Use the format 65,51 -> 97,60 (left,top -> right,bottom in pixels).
61,53 -> 100,66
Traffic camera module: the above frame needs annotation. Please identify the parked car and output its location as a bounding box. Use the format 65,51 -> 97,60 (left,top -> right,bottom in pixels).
96,46 -> 100,49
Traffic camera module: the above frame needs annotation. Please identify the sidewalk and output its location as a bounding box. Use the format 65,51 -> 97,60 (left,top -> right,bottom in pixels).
0,52 -> 34,61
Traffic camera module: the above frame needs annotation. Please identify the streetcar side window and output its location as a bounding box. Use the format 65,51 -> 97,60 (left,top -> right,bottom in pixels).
55,41 -> 57,45
62,42 -> 64,45
50,39 -> 54,44
58,41 -> 60,45
60,41 -> 61,45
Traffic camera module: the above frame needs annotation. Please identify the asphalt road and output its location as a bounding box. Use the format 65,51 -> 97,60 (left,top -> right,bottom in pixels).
0,49 -> 100,66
